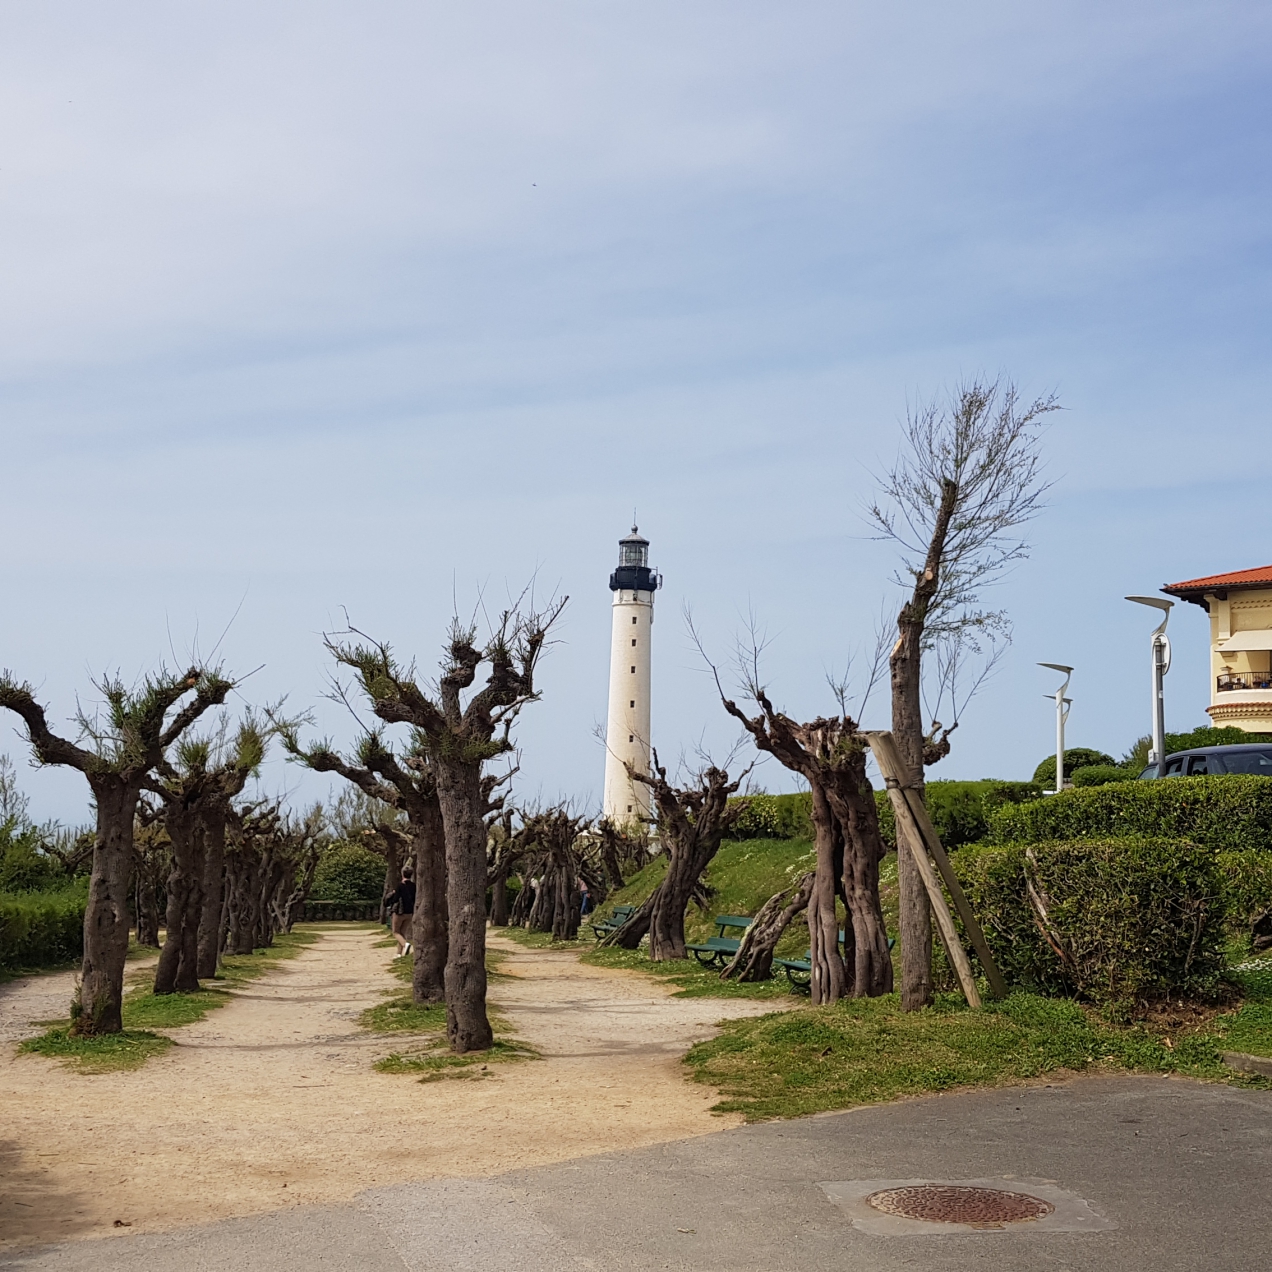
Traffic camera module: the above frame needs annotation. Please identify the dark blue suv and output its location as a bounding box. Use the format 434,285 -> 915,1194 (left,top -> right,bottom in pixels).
1142,743 -> 1272,779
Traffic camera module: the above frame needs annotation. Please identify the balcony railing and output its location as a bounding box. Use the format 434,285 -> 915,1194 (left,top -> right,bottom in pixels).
1217,671 -> 1272,692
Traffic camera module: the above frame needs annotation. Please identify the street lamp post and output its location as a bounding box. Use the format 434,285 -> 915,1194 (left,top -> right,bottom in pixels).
1038,663 -> 1073,793
1126,595 -> 1174,774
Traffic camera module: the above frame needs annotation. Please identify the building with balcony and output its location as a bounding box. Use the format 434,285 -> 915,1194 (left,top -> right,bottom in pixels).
1163,564 -> 1272,733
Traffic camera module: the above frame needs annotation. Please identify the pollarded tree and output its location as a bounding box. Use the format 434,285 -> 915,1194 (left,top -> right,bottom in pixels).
0,667 -> 233,1034
604,755 -> 746,960
221,801 -> 322,952
147,716 -> 265,994
279,725 -> 449,1005
721,694 -> 892,1002
593,816 -> 647,890
869,378 -> 1055,1009
328,601 -> 565,1053
519,807 -> 604,941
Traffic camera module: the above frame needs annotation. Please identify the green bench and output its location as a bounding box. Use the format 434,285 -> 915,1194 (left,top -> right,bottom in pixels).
687,915 -> 754,967
591,903 -> 639,940
775,934 -> 895,989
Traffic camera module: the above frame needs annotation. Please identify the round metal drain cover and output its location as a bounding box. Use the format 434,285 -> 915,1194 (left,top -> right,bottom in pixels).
865,1185 -> 1054,1227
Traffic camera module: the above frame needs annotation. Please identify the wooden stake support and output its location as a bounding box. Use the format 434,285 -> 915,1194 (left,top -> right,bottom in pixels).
865,730 -> 1008,1006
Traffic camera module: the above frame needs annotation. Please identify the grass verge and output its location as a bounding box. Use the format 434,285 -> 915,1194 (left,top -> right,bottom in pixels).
581,945 -> 797,1000
18,1028 -> 174,1073
363,936 -> 533,1081
19,928 -> 320,1072
686,966 -> 1272,1121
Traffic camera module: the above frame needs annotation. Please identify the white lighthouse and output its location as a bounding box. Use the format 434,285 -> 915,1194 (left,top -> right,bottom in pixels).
603,526 -> 661,826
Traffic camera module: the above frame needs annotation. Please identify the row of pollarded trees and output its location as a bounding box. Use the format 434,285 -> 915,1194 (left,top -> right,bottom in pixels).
276,603 -> 566,1053
1,598 -> 563,1053
610,380 -> 1056,1010
0,667 -> 326,1031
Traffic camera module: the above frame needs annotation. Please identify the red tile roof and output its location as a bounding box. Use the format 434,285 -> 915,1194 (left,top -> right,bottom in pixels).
1164,565 -> 1272,596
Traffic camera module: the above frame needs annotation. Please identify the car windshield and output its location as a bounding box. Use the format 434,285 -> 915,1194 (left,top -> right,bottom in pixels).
1213,750 -> 1272,775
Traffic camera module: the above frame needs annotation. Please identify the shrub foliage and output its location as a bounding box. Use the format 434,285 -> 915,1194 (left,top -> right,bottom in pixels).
1032,748 -> 1117,788
0,887 -> 87,971
988,776 -> 1272,854
309,842 -> 386,903
954,838 -> 1226,1006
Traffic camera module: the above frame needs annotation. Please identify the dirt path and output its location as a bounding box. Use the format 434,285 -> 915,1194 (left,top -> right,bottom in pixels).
0,968 -> 79,1046
0,928 -> 782,1250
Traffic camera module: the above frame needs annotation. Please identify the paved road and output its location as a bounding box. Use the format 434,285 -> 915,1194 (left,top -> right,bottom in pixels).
5,1075 -> 1268,1271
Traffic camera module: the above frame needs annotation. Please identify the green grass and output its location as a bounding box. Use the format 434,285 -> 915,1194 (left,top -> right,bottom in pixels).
375,1038 -> 538,1081
580,945 -> 798,999
686,975 -> 1272,1121
19,1027 -> 174,1073
363,934 -> 532,1080
360,994 -> 449,1033
20,927 -> 320,1072
601,837 -> 822,956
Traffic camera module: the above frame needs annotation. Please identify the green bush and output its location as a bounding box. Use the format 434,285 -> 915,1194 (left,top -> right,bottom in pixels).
0,887 -> 87,971
729,794 -> 785,839
1217,850 -> 1272,940
1032,748 -> 1116,788
0,821 -> 66,893
1071,765 -> 1139,788
310,843 -> 386,904
875,780 -> 1043,853
726,792 -> 814,840
1164,726 -> 1272,753
953,838 -> 1226,1007
988,776 -> 1272,854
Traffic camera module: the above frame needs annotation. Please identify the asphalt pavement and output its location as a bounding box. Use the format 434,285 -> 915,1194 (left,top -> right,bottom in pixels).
5,1075 -> 1269,1272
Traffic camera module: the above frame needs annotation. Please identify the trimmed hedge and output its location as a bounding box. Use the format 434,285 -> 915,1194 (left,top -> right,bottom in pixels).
731,781 -> 1044,851
728,792 -> 815,841
310,843 -> 387,904
0,888 -> 86,971
988,776 -> 1272,854
1032,749 -> 1116,787
875,780 -> 1043,853
953,838 -> 1226,1007
1217,850 -> 1272,938
1071,765 -> 1138,788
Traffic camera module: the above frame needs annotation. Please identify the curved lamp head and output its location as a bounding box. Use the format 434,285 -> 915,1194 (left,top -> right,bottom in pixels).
1038,662 -> 1073,695
1127,595 -> 1173,639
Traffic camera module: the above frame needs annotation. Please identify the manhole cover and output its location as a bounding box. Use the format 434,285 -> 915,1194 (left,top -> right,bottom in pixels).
865,1185 -> 1055,1228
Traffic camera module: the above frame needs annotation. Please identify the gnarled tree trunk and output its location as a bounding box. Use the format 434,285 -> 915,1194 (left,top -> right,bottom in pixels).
437,764 -> 493,1053
412,794 -> 448,1004
154,803 -> 203,994
76,781 -> 141,1035
721,872 -> 814,982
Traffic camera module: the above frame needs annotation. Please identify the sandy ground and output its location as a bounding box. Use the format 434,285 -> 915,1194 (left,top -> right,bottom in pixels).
0,928 -> 782,1250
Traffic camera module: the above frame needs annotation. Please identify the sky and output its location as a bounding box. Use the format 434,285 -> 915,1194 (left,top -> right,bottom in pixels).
1,1 -> 1270,825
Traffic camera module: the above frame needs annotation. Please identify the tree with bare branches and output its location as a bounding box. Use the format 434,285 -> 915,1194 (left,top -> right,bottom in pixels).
592,816 -> 647,890
869,378 -> 1056,1009
0,667 -> 233,1034
328,599 -> 565,1053
146,716 -> 265,994
604,755 -> 746,960
721,693 -> 892,1002
279,725 -> 449,1004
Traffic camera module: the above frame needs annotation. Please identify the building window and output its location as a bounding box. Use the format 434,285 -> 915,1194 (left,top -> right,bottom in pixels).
629,699 -> 634,707
630,665 -> 636,673
628,734 -> 633,742
631,638 -> 637,647
632,616 -> 637,624
626,805 -> 632,813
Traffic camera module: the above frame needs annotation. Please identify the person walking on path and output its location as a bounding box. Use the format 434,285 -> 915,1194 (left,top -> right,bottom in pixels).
385,864 -> 415,958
